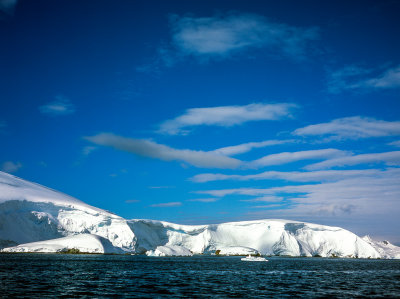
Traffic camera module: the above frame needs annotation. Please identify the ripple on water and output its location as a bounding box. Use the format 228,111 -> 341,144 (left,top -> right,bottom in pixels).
0,254 -> 399,297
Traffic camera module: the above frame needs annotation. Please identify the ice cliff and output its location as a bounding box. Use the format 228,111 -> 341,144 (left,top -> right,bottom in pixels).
0,171 -> 398,258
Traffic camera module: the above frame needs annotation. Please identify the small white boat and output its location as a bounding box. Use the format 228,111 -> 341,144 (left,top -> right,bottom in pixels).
241,255 -> 268,262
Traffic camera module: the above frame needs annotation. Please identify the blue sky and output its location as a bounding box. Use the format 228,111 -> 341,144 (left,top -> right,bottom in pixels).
1,0 -> 400,242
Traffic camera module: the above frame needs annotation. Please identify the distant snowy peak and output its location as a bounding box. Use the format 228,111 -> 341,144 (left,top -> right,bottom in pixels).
362,235 -> 400,259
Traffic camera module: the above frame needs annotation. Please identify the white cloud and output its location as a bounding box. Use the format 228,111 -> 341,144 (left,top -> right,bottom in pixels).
294,116 -> 400,141
327,64 -> 400,93
85,133 -> 241,169
326,65 -> 372,94
187,198 -> 220,203
197,168 -> 400,217
305,151 -> 400,170
191,169 -> 384,183
1,161 -> 22,173
158,103 -> 297,135
150,202 -> 182,207
241,196 -> 284,203
170,13 -> 318,59
248,148 -> 348,168
361,65 -> 400,89
251,204 -> 286,209
39,96 -> 75,116
212,139 -> 293,156
389,140 -> 400,147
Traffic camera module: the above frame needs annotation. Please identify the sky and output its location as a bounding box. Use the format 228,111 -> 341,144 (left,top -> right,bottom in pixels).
1,0 -> 400,243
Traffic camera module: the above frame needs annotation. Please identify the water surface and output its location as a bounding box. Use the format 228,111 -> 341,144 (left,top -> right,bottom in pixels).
1,254 -> 399,297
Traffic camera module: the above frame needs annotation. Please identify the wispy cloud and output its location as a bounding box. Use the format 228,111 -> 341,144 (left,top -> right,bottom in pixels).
305,151 -> 400,170
327,64 -> 400,93
1,161 -> 22,173
241,196 -> 284,203
39,96 -> 75,116
85,133 -> 241,169
0,0 -> 17,16
170,13 -> 319,59
389,140 -> 400,148
138,13 -> 319,71
294,116 -> 400,141
197,168 -> 400,217
248,148 -> 348,168
150,202 -> 182,207
212,139 -> 293,156
82,146 -> 97,156
158,103 -> 297,135
187,198 -> 220,203
191,169 -> 384,183
125,199 -> 140,204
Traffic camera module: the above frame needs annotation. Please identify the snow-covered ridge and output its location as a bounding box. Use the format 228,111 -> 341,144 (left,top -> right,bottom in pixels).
0,171 -> 136,250
1,234 -> 123,254
1,171 -> 399,258
128,219 -> 381,258
362,235 -> 400,259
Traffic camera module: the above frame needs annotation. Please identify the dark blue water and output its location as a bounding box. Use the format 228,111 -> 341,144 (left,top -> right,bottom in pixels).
1,254 -> 399,298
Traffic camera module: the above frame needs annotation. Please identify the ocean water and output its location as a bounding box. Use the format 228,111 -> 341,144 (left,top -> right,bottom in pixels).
1,254 -> 399,298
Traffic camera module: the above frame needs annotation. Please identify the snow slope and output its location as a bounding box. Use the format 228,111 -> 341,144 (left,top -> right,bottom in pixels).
362,236 -> 400,259
146,245 -> 193,257
1,234 -> 123,254
216,246 -> 260,256
0,171 -> 397,258
128,219 -> 380,258
0,171 -> 135,251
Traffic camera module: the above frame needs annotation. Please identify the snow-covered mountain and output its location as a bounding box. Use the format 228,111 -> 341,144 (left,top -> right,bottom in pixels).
128,219 -> 380,258
1,171 -> 398,258
362,235 -> 400,259
0,171 -> 135,251
1,234 -> 124,254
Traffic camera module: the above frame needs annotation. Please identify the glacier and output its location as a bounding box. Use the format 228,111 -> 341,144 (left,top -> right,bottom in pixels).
0,171 -> 398,258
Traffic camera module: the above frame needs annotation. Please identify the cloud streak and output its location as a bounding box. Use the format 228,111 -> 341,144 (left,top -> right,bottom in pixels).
212,139 -> 293,156
150,202 -> 182,207
294,116 -> 400,141
305,151 -> 400,170
191,169 -> 385,183
170,13 -> 319,59
248,148 -> 348,168
85,133 -> 241,169
159,103 -> 297,135
1,161 -> 22,173
39,96 -> 75,116
327,65 -> 400,93
197,168 -> 400,217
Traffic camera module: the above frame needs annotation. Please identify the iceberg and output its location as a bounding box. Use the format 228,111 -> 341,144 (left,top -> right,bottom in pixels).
216,246 -> 260,256
146,245 -> 193,257
1,171 -> 399,259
